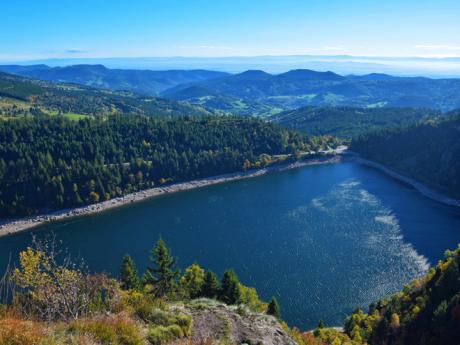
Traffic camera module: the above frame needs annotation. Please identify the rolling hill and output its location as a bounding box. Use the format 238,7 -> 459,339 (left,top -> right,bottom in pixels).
0,71 -> 212,118
0,64 -> 228,95
4,65 -> 460,117
162,69 -> 460,116
270,106 -> 442,138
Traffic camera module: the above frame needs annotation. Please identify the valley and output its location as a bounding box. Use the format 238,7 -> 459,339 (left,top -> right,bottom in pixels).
3,65 -> 460,118
2,160 -> 459,329
0,65 -> 459,344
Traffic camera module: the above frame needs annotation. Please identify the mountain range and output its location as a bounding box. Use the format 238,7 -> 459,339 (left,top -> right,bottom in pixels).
162,69 -> 460,115
0,71 -> 211,118
2,64 -> 460,117
7,55 -> 460,76
0,64 -> 228,95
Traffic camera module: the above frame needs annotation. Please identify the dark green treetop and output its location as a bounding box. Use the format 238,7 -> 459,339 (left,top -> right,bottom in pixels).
220,269 -> 241,305
267,296 -> 281,318
145,237 -> 179,297
120,254 -> 140,290
201,270 -> 221,298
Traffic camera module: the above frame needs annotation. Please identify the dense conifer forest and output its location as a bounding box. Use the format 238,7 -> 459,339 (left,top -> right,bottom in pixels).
351,112 -> 460,199
271,106 -> 441,138
0,115 -> 333,217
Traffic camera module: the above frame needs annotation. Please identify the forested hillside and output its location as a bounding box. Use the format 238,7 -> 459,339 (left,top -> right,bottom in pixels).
284,244 -> 460,345
0,72 -> 211,118
339,244 -> 460,345
4,65 -> 460,118
0,64 -> 229,95
351,112 -> 460,198
0,115 -> 332,216
162,69 -> 460,115
271,106 -> 440,138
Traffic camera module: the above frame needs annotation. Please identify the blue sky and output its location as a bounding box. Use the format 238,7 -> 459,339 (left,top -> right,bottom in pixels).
1,0 -> 459,61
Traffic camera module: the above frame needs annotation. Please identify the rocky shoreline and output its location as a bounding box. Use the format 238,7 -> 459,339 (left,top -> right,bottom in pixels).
2,149 -> 458,238
0,155 -> 342,238
347,154 -> 460,207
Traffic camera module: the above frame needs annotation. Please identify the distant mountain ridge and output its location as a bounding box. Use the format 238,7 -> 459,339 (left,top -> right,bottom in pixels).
2,64 -> 460,116
161,68 -> 460,115
0,64 -> 229,95
162,69 -> 460,115
13,55 -> 460,76
0,71 -> 212,118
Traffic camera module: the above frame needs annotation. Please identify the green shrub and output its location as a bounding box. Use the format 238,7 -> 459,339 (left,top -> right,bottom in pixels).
0,305 -> 6,318
135,298 -> 167,322
136,304 -> 192,336
69,321 -> 117,344
187,298 -> 219,310
146,309 -> 173,326
68,317 -> 143,345
116,321 -> 144,345
147,325 -> 183,345
174,314 -> 192,336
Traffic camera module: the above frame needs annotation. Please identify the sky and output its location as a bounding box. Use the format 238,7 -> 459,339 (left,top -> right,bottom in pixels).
1,0 -> 459,61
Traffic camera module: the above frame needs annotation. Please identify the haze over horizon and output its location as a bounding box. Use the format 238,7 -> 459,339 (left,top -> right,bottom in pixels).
2,0 -> 459,61
3,55 -> 460,78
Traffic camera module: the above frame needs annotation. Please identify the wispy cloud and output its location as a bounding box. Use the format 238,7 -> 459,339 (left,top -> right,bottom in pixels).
179,45 -> 233,50
415,44 -> 460,51
65,48 -> 88,54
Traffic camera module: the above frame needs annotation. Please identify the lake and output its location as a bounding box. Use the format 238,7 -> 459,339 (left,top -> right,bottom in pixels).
1,161 -> 459,329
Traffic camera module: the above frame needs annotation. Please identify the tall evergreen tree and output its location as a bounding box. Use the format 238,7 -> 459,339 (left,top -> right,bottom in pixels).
219,269 -> 241,305
145,237 -> 179,297
201,270 -> 221,298
267,296 -> 281,318
180,263 -> 205,299
120,254 -> 140,290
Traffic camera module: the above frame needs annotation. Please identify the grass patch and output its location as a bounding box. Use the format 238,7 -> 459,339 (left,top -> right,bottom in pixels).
217,314 -> 232,345
0,317 -> 46,345
68,315 -> 144,345
147,324 -> 183,345
62,112 -> 91,120
187,298 -> 220,310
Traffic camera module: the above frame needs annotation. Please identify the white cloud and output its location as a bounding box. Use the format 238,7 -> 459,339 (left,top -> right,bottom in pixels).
415,44 -> 460,51
179,45 -> 233,50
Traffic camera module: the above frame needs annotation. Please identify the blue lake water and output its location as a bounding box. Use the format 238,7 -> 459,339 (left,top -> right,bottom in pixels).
1,161 -> 459,329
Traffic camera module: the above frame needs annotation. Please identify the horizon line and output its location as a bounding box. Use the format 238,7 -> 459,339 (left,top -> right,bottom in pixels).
2,53 -> 460,63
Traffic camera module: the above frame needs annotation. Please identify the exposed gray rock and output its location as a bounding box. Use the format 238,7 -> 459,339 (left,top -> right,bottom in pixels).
173,299 -> 297,345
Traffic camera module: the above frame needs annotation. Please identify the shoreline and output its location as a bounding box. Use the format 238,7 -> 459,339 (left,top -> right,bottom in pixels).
0,155 -> 342,238
346,154 -> 460,208
2,150 -> 458,238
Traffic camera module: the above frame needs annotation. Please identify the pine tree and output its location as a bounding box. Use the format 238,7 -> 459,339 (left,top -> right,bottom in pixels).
180,263 -> 205,299
314,319 -> 325,337
145,237 -> 179,297
267,296 -> 281,318
120,254 -> 140,290
317,319 -> 325,329
202,270 -> 221,298
219,270 -> 241,305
